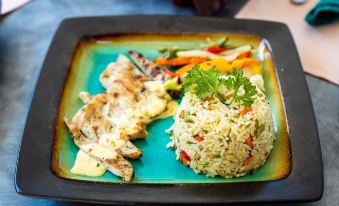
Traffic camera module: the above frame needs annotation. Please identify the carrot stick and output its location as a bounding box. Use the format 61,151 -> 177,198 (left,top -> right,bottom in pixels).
245,136 -> 253,148
194,135 -> 204,142
243,156 -> 253,165
156,57 -> 207,66
240,108 -> 253,116
175,64 -> 195,75
190,57 -> 208,64
156,57 -> 192,66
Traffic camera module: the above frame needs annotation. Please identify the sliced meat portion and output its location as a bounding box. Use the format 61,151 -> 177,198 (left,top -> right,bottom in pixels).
71,91 -> 143,159
101,82 -> 148,140
98,54 -> 171,139
65,54 -> 173,181
64,118 -> 133,182
100,54 -> 149,90
71,93 -> 112,143
98,131 -> 142,160
76,89 -> 146,140
129,50 -> 171,81
132,81 -> 170,119
103,81 -> 171,140
79,91 -> 92,103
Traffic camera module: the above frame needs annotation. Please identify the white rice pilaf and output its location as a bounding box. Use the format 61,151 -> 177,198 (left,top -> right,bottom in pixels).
167,87 -> 275,178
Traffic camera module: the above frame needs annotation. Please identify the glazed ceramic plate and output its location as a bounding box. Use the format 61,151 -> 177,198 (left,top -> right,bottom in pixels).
53,34 -> 290,184
15,16 -> 323,204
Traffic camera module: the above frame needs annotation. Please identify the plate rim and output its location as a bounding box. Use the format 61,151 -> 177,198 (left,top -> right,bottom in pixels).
15,15 -> 323,204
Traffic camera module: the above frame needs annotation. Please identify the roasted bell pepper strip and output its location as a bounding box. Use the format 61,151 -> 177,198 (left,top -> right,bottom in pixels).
156,57 -> 207,66
232,58 -> 260,68
242,58 -> 260,67
176,58 -> 232,75
175,63 -> 196,75
179,153 -> 190,166
206,46 -> 225,54
181,150 -> 191,161
237,51 -> 251,59
179,150 -> 191,166
200,58 -> 232,73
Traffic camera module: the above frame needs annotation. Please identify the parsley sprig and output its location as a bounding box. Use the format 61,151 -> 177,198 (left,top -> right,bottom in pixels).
182,65 -> 257,108
224,68 -> 258,108
182,66 -> 226,101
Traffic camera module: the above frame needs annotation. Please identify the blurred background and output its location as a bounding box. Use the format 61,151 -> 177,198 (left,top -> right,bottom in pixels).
0,0 -> 338,205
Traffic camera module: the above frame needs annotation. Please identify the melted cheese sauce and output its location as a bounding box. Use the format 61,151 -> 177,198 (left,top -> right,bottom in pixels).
140,95 -> 168,117
154,100 -> 179,120
71,150 -> 106,176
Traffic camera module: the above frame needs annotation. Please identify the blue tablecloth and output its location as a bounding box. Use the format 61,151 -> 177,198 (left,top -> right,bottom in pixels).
0,0 -> 338,205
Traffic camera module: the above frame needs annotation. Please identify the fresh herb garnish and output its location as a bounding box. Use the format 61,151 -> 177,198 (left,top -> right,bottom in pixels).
224,68 -> 258,108
182,65 -> 257,108
182,65 -> 227,101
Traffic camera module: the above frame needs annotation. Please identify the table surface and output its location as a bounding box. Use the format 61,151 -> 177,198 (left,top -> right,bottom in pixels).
0,0 -> 338,205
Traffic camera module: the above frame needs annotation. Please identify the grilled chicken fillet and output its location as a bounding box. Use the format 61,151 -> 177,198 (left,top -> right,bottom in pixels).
65,54 -> 173,181
71,91 -> 142,159
64,118 -> 133,182
128,50 -> 171,81
99,54 -> 171,139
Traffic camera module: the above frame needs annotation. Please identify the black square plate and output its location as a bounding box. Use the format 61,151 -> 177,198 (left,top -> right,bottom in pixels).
15,16 -> 323,204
